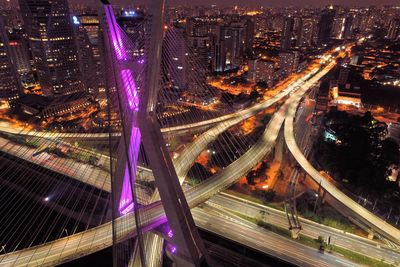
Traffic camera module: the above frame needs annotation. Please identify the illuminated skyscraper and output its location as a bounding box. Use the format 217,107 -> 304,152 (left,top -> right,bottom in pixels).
162,26 -> 187,90
244,17 -> 255,53
73,14 -> 106,98
279,51 -> 299,76
7,29 -> 32,76
116,9 -> 145,49
0,0 -> 22,28
19,0 -> 84,96
332,15 -> 353,40
248,59 -> 274,86
338,67 -> 350,85
0,17 -> 22,102
387,18 -> 400,40
281,16 -> 294,50
221,23 -> 246,68
297,17 -> 317,47
188,35 -> 210,67
317,8 -> 335,44
332,16 -> 346,39
211,39 -> 226,72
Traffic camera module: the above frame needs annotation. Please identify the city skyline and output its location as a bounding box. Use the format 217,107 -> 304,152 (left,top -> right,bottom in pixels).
2,0 -> 400,8
98,0 -> 400,7
0,0 -> 399,266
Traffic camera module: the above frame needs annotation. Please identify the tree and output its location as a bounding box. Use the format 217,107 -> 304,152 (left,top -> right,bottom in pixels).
250,89 -> 260,100
187,162 -> 212,182
262,115 -> 272,125
255,161 -> 269,177
256,81 -> 268,89
381,138 -> 400,165
277,170 -> 284,180
246,171 -> 256,185
259,210 -> 269,222
263,190 -> 276,202
317,235 -> 326,252
254,188 -> 276,203
88,155 -> 99,166
361,111 -> 374,126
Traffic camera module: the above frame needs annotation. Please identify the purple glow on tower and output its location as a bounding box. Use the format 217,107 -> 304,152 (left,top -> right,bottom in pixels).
118,127 -> 141,215
167,229 -> 173,238
105,5 -> 127,61
121,69 -> 139,111
167,244 -> 177,254
104,3 -> 143,216
118,165 -> 134,214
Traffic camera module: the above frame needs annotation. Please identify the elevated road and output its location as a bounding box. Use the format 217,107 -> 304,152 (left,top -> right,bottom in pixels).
0,89 -> 290,266
0,196 -> 362,267
0,61 -> 338,266
284,68 -> 400,245
211,193 -> 400,265
0,66 -> 312,143
0,65 -> 315,193
0,136 -> 155,192
193,205 -> 361,267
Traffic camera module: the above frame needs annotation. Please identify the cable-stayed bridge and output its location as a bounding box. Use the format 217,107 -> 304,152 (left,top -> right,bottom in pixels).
0,0 -> 400,266
0,60 -> 331,267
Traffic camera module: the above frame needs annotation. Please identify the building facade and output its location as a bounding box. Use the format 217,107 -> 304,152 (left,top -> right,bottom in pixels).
0,17 -> 22,103
73,14 -> 106,98
281,16 -> 294,50
19,0 -> 84,96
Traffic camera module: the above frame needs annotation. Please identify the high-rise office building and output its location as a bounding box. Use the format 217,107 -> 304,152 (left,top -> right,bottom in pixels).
350,55 -> 363,66
293,17 -> 303,46
187,35 -> 210,95
244,17 -> 255,53
387,18 -> 400,40
297,17 -> 317,47
211,40 -> 226,72
332,16 -> 346,39
279,51 -> 299,76
116,10 -> 145,49
338,67 -> 350,85
7,29 -> 32,76
73,14 -> 106,98
342,15 -> 354,40
332,15 -> 353,40
0,0 -> 22,28
281,16 -> 294,50
248,59 -> 275,86
0,17 -> 22,102
188,36 -> 210,68
317,8 -> 335,44
221,21 -> 249,68
186,18 -> 209,37
19,0 -> 84,96
162,26 -> 187,90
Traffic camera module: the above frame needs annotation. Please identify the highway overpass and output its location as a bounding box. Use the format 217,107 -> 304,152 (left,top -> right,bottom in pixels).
284,65 -> 400,245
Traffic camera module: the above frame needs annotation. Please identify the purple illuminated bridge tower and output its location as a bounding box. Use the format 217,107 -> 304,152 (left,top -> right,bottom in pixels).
101,0 -> 211,266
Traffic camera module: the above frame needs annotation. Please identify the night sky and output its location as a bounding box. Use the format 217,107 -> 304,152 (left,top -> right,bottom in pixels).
162,0 -> 399,7
67,0 -> 400,7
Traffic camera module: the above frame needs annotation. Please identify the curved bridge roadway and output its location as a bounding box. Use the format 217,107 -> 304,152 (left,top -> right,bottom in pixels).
0,64 -> 332,266
284,68 -> 400,245
0,67 -> 315,193
0,96 -> 287,267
